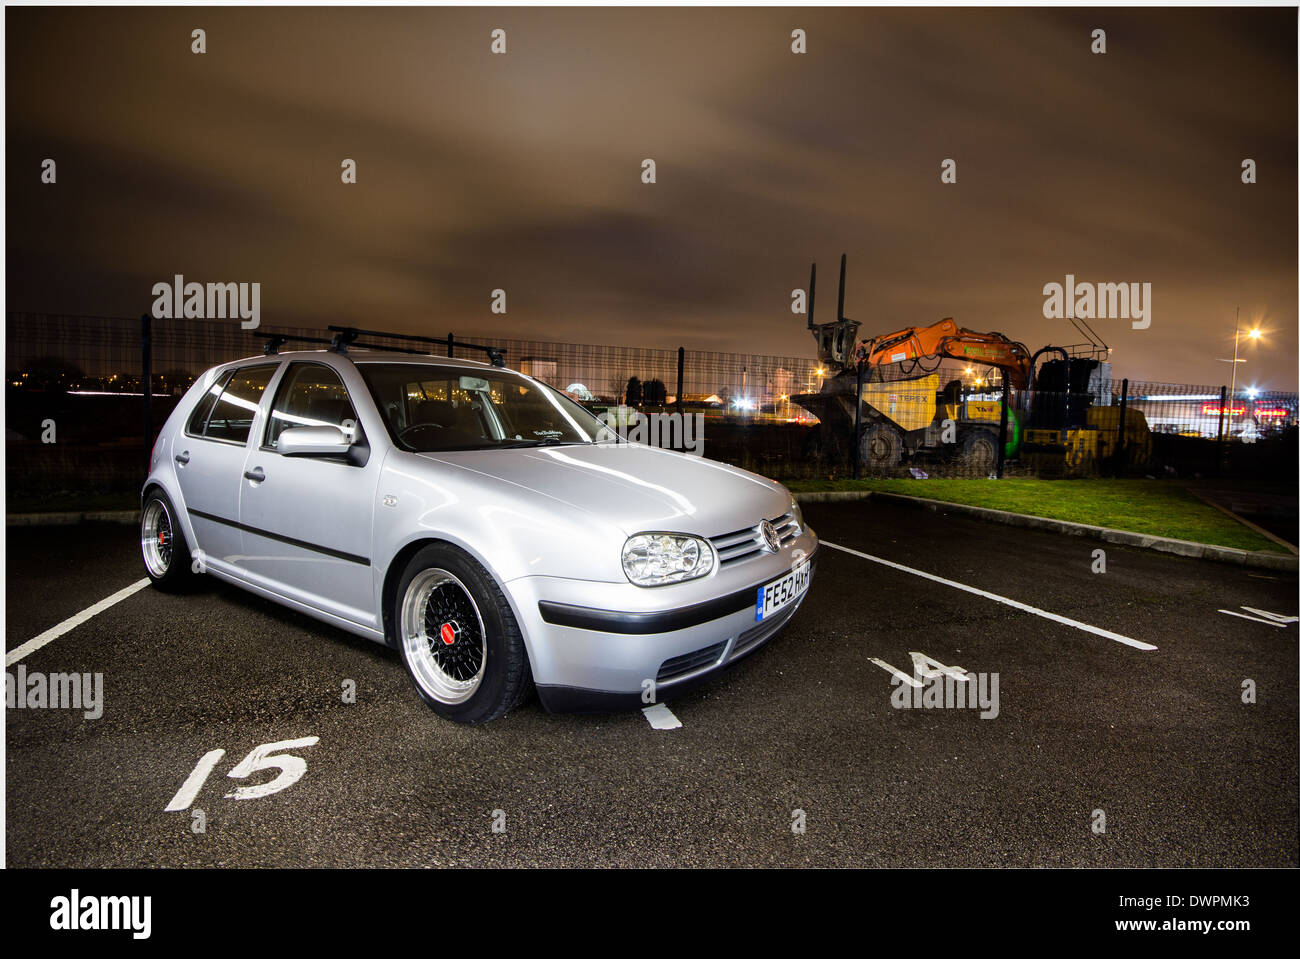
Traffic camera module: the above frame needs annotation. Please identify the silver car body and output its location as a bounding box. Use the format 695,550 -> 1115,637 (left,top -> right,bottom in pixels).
144,349 -> 818,710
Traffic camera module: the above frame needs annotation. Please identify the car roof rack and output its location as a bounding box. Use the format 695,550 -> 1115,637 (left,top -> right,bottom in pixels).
326,326 -> 507,368
254,332 -> 336,355
253,327 -> 508,368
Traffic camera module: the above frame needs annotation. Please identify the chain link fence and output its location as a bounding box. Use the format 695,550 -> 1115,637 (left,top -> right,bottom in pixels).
5,313 -> 1296,497
5,312 -> 822,419
802,356 -> 1297,480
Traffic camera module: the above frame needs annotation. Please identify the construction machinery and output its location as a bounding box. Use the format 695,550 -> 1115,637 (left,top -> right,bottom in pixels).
792,255 -> 1150,475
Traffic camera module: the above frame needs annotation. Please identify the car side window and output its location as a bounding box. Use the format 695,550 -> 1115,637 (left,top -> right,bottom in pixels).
264,363 -> 360,450
403,376 -> 491,442
200,364 -> 278,444
186,370 -> 233,436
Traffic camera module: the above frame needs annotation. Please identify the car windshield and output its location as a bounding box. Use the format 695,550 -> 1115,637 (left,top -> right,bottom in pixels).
357,362 -> 615,452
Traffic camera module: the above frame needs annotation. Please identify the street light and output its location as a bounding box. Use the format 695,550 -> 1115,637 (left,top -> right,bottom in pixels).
1216,308 -> 1263,440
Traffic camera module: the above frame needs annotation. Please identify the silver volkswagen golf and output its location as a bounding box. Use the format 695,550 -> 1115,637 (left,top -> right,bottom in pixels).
140,328 -> 817,723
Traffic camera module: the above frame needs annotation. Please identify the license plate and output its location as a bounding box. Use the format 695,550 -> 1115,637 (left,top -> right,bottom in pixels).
756,562 -> 811,622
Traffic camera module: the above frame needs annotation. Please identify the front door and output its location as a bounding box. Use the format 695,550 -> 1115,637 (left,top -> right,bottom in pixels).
236,361 -> 380,631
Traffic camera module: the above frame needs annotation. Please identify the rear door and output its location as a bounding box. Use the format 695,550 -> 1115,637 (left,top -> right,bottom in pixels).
236,361 -> 381,631
173,363 -> 279,572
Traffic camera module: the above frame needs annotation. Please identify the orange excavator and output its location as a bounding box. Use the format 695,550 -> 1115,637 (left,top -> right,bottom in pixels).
792,255 -> 1099,472
857,317 -> 1033,390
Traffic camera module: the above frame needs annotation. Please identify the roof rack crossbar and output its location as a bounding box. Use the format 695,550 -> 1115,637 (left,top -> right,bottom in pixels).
254,332 -> 335,355
326,326 -> 506,367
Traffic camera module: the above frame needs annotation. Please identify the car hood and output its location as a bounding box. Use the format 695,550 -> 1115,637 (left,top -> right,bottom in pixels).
421,443 -> 791,537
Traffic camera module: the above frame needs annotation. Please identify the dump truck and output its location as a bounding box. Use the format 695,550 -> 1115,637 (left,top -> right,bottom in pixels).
792,255 -> 1151,475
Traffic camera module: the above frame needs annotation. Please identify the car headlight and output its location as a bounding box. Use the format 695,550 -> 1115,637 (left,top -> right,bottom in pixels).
621,533 -> 715,586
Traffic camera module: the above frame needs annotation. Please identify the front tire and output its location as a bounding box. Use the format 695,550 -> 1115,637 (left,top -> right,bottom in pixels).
395,544 -> 531,724
958,429 -> 999,475
140,488 -> 196,591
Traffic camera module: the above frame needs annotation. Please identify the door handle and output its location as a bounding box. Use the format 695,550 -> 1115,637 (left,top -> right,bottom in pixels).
243,467 -> 265,483
174,451 -> 190,465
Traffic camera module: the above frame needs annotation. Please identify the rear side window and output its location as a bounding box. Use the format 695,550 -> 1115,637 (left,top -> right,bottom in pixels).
196,364 -> 278,444
264,363 -> 360,449
186,371 -> 232,436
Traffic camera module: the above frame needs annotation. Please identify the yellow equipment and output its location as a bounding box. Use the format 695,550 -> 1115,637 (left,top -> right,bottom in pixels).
1063,407 -> 1152,474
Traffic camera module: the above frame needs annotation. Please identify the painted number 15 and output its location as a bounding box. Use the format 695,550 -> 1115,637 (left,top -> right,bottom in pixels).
165,737 -> 319,812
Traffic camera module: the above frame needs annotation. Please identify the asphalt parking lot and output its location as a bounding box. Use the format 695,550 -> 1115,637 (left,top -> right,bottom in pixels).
6,499 -> 1297,867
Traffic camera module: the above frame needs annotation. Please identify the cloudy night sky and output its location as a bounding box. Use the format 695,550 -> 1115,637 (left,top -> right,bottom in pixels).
5,6 -> 1296,387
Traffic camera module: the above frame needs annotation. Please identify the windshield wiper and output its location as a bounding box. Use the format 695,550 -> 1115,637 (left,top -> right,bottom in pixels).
498,437 -> 583,448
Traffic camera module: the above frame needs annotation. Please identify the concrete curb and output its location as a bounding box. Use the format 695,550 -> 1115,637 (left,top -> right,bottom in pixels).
794,490 -> 1298,573
789,490 -> 876,503
1184,489 -> 1299,556
7,510 -> 139,526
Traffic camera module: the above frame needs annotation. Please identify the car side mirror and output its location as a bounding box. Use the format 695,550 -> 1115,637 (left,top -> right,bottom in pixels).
277,425 -> 353,457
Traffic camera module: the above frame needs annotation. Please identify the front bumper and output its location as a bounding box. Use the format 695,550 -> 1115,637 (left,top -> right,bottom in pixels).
505,529 -> 818,713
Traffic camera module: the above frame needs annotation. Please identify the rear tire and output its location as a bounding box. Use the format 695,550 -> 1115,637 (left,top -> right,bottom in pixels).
140,488 -> 197,592
395,543 -> 532,724
860,422 -> 904,469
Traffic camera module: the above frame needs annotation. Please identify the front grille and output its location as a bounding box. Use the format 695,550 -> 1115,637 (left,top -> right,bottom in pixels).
708,512 -> 800,566
656,640 -> 727,684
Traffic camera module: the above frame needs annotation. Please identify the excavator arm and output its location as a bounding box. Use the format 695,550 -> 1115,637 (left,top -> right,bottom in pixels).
859,318 -> 1032,390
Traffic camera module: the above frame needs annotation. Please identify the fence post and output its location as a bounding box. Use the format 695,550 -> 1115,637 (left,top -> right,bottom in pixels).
1115,378 -> 1128,478
1216,384 -> 1228,476
852,359 -> 864,479
1062,357 -> 1071,433
676,346 -> 684,413
996,375 -> 1009,479
140,313 -> 152,463
446,332 -> 455,358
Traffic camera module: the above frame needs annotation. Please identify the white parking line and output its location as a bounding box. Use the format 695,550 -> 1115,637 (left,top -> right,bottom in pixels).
821,541 -> 1157,651
5,578 -> 151,667
642,703 -> 682,730
1217,609 -> 1289,628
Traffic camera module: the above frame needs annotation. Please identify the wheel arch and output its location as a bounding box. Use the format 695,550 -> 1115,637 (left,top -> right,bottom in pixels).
140,476 -> 200,559
379,536 -> 534,680
141,478 -> 166,504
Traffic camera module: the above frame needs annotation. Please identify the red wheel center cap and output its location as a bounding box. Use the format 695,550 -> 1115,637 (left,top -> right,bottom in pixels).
439,622 -> 457,645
